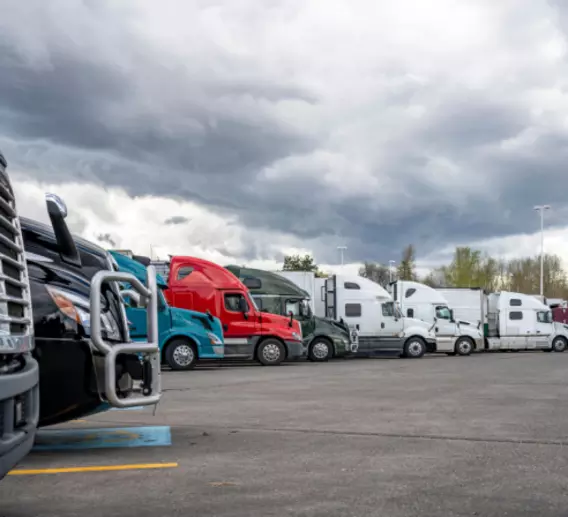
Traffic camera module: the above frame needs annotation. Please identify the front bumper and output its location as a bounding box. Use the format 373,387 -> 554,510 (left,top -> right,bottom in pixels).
199,345 -> 225,359
285,340 -> 308,360
91,267 -> 161,409
0,355 -> 39,479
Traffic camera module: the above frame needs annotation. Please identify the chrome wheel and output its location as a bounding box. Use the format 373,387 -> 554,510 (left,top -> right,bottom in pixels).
552,338 -> 567,352
262,343 -> 281,363
173,344 -> 194,367
312,341 -> 330,360
407,340 -> 424,357
457,339 -> 472,356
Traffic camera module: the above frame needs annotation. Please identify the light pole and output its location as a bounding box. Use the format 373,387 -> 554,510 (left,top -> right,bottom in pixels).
389,260 -> 396,283
533,205 -> 550,297
337,246 -> 347,266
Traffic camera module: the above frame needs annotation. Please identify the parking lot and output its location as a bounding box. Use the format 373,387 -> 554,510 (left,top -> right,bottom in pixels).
2,353 -> 568,517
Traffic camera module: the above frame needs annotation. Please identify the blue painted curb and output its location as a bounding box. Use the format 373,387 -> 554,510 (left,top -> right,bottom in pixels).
33,426 -> 172,451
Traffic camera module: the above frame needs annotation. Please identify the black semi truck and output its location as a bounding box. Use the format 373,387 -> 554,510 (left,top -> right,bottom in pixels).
1,151 -> 162,478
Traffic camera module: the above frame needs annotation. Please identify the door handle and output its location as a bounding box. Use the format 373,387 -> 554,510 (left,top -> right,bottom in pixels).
381,322 -> 385,329
536,330 -> 541,333
223,324 -> 228,332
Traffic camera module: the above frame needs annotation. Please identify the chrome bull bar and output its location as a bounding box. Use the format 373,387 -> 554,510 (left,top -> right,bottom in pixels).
89,266 -> 161,408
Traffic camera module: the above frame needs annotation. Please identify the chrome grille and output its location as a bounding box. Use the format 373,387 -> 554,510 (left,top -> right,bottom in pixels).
0,158 -> 33,354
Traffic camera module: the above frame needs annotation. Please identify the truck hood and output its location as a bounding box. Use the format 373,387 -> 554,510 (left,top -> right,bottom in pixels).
553,321 -> 568,333
314,316 -> 350,338
170,307 -> 224,340
405,317 -> 432,329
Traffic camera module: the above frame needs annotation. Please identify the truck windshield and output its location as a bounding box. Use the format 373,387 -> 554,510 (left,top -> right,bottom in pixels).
247,293 -> 259,311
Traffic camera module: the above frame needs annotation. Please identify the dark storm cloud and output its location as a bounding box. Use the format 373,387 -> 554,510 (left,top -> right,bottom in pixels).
96,233 -> 117,247
2,0 -> 568,264
164,216 -> 190,225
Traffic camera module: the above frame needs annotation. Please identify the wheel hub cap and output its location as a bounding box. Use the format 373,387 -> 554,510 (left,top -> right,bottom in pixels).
263,343 -> 280,362
459,341 -> 471,354
409,342 -> 422,355
313,342 -> 329,359
173,345 -> 194,366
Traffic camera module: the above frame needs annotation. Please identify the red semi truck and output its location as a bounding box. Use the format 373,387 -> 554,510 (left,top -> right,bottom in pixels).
160,256 -> 306,366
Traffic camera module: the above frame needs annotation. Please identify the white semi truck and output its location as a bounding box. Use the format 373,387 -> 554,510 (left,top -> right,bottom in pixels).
318,274 -> 437,358
436,288 -> 568,352
389,280 -> 484,356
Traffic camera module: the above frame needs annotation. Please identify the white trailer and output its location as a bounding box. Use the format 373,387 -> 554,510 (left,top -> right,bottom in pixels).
276,271 -> 317,313
323,274 -> 437,358
390,280 -> 484,355
436,287 -> 486,328
314,276 -> 326,318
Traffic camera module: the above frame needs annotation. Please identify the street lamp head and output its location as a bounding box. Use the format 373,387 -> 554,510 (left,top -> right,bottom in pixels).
534,205 -> 551,211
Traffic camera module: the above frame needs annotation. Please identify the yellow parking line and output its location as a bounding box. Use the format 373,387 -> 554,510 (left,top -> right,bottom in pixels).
8,462 -> 178,476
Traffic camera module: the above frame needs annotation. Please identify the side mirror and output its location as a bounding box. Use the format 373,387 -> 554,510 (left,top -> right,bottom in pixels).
206,309 -> 214,321
45,193 -> 81,267
449,310 -> 455,323
238,297 -> 249,319
289,311 -> 293,327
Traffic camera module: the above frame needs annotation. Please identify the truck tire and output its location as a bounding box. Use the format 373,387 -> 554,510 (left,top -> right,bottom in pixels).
257,339 -> 285,366
455,337 -> 474,356
552,336 -> 567,353
309,337 -> 332,362
165,338 -> 198,370
403,337 -> 426,359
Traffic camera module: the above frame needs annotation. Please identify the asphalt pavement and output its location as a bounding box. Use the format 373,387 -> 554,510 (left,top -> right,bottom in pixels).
2,352 -> 568,516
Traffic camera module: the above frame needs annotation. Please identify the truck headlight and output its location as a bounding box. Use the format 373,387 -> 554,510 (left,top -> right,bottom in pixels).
291,331 -> 302,341
46,286 -> 121,341
207,332 -> 223,345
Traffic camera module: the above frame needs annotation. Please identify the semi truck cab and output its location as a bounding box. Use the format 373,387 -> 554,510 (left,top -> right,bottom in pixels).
159,256 -> 306,366
390,280 -> 484,356
324,274 -> 436,358
109,251 -> 224,370
486,292 -> 568,352
23,197 -> 162,427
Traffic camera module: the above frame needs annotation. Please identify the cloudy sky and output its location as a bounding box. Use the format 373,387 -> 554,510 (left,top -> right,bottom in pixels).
2,0 -> 568,275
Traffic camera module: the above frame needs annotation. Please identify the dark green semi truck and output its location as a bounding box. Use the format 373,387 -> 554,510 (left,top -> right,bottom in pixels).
225,265 -> 356,361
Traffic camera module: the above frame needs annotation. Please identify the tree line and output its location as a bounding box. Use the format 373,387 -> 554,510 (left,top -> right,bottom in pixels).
282,246 -> 568,299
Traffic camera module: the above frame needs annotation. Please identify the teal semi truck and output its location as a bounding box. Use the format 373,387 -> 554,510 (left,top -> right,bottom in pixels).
225,265 -> 356,361
110,251 -> 224,370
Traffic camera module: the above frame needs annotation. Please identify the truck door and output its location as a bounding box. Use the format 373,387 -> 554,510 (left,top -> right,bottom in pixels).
220,291 -> 257,358
376,302 -> 404,353
530,310 -> 553,349
503,309 -> 528,349
432,305 -> 457,352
